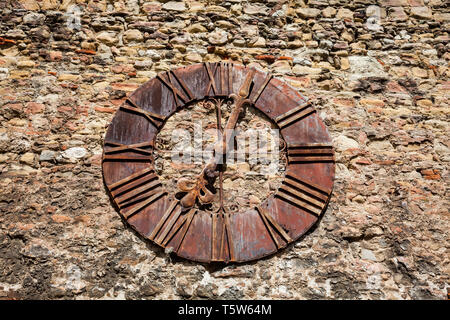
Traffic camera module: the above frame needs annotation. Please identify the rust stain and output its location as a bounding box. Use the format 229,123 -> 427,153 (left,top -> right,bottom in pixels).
278,56 -> 293,61
0,37 -> 16,45
75,49 -> 96,55
255,55 -> 276,63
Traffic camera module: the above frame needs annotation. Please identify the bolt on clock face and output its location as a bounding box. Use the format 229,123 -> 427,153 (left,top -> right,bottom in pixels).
102,62 -> 335,263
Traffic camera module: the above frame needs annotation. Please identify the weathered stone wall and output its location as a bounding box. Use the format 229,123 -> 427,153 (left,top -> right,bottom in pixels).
0,0 -> 448,300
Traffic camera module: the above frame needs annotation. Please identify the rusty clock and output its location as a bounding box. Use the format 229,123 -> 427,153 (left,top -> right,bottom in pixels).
102,62 -> 335,263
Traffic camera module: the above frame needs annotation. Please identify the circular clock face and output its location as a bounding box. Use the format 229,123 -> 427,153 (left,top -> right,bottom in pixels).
102,63 -> 335,263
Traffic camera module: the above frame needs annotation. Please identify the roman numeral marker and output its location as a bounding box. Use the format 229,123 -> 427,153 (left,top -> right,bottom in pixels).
122,191 -> 165,219
120,99 -> 166,128
149,200 -> 181,245
103,141 -> 154,161
276,174 -> 330,216
287,143 -> 334,163
169,208 -> 197,252
274,102 -> 315,129
211,212 -> 235,262
107,168 -> 165,218
228,62 -> 233,96
256,206 -> 292,249
222,213 -> 235,262
219,62 -> 227,96
211,213 -> 220,261
250,72 -> 272,105
158,71 -> 193,107
204,62 -> 220,96
152,206 -> 197,250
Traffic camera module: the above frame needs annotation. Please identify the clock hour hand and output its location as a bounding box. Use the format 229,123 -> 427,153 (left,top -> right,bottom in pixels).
178,68 -> 256,209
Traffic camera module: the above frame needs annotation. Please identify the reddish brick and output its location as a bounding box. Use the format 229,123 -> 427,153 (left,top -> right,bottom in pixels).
285,76 -> 311,88
95,106 -> 117,113
26,102 -> 45,114
374,160 -> 395,165
88,154 -> 102,166
76,105 -> 89,116
112,64 -> 135,74
57,105 -> 74,113
386,81 -> 407,93
420,169 -> 441,180
110,98 -> 127,106
408,0 -> 424,5
46,206 -> 57,214
5,103 -> 24,112
79,55 -> 93,64
333,98 -> 355,107
360,98 -> 385,107
391,226 -> 403,234
367,107 -> 383,114
49,51 -> 63,61
51,117 -> 63,127
142,2 -> 162,13
111,83 -> 140,91
60,83 -> 79,90
51,215 -> 72,223
74,215 -> 91,225
17,223 -> 35,231
65,121 -> 78,131
354,157 -> 372,165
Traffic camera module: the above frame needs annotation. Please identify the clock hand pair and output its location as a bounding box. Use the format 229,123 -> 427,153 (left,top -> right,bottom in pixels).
177,68 -> 256,209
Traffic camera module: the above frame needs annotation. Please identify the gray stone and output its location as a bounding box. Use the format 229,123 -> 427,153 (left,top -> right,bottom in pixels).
21,244 -> 51,259
334,135 -> 359,152
361,249 -> 377,261
23,12 -> 46,25
162,1 -> 187,12
0,68 -> 8,80
141,49 -> 162,60
63,147 -> 87,160
296,8 -> 321,19
368,140 -> 394,151
6,28 -> 26,39
134,60 -> 153,69
40,150 -> 56,161
66,265 -> 86,293
293,58 -> 312,66
411,6 -> 433,20
208,29 -> 229,45
348,56 -> 388,81
243,4 -> 268,15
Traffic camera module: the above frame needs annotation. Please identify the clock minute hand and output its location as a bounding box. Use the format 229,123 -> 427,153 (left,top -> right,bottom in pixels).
217,68 -> 256,159
177,68 -> 256,209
